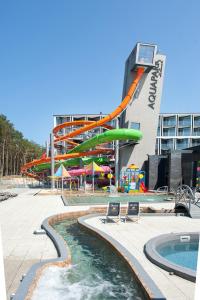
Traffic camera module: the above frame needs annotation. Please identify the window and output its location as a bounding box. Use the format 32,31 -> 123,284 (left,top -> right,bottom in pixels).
137,45 -> 155,65
130,122 -> 140,130
163,127 -> 176,136
193,128 -> 200,136
194,117 -> 200,127
178,127 -> 191,136
163,116 -> 176,127
178,116 -> 191,127
176,139 -> 189,150
161,139 -> 173,150
192,139 -> 200,147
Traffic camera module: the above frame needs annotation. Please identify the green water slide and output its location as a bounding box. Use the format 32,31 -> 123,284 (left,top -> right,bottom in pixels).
68,128 -> 143,154
32,157 -> 109,172
32,129 -> 142,172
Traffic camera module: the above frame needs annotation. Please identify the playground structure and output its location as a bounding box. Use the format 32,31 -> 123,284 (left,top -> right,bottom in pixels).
21,43 -> 159,192
120,166 -> 147,193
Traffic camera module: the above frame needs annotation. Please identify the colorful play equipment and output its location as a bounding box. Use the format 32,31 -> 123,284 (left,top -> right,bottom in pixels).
21,67 -> 145,185
120,164 -> 147,193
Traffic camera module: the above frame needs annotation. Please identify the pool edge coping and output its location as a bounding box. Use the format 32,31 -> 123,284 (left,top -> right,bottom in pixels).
12,213 -> 72,300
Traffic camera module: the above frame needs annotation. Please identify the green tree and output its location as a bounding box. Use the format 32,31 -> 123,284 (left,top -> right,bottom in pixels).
0,114 -> 44,176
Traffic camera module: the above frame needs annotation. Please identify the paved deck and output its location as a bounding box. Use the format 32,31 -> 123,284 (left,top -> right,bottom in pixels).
0,188 -> 197,300
0,188 -> 89,299
84,215 -> 200,300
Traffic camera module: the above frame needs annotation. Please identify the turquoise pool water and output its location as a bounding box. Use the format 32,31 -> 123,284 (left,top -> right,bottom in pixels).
158,241 -> 199,271
64,194 -> 172,205
44,219 -> 147,300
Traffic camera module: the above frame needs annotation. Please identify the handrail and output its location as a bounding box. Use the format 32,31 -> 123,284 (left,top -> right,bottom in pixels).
175,185 -> 195,213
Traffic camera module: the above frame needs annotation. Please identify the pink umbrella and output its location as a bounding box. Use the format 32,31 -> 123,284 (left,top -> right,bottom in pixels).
68,166 -> 111,177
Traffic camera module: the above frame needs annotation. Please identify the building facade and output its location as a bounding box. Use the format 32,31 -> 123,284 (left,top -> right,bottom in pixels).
157,113 -> 200,155
53,113 -> 200,155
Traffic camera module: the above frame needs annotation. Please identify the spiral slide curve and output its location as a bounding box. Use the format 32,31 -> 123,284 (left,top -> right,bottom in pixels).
21,67 -> 145,178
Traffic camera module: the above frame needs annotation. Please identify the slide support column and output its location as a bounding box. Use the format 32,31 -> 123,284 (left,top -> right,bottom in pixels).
115,117 -> 119,188
50,133 -> 55,189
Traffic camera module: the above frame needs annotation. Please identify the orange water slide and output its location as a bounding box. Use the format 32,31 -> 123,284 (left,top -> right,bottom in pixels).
21,149 -> 114,173
53,121 -> 113,138
21,67 -> 145,176
54,67 -> 145,143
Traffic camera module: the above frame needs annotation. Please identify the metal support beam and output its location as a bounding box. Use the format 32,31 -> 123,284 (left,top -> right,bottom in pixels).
50,133 -> 55,189
115,117 -> 119,188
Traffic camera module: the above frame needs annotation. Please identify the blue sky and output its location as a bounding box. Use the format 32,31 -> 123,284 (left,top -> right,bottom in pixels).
0,0 -> 200,145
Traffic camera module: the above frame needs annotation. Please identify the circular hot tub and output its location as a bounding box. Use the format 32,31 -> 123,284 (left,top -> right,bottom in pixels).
144,232 -> 199,282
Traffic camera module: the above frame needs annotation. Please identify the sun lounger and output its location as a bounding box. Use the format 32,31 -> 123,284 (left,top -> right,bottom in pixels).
102,202 -> 121,223
123,202 -> 140,223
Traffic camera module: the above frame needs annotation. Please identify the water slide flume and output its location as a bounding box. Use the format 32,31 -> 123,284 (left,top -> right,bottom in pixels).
32,157 -> 110,173
54,67 -> 145,143
21,67 -> 145,177
68,129 -> 142,154
28,129 -> 142,173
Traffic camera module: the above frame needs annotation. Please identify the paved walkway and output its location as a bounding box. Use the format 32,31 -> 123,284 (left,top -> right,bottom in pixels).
0,188 -> 88,299
84,215 -> 200,300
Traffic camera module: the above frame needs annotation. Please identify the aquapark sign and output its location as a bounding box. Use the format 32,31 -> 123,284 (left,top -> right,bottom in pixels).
148,60 -> 163,110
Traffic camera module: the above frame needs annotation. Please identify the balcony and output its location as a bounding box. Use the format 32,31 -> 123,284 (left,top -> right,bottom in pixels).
194,119 -> 200,127
178,128 -> 191,136
191,139 -> 200,147
163,121 -> 176,127
178,116 -> 191,127
176,139 -> 189,150
163,128 -> 176,136
193,129 -> 200,136
161,144 -> 173,150
161,139 -> 173,150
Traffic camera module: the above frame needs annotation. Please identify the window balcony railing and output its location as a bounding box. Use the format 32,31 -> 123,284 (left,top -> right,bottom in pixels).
194,120 -> 200,127
176,143 -> 188,149
163,121 -> 176,127
161,144 -> 173,150
178,130 -> 191,136
192,131 -> 200,136
178,121 -> 191,127
163,131 -> 176,136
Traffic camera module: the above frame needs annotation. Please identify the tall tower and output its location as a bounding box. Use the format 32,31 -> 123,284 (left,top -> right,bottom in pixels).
119,43 -> 166,171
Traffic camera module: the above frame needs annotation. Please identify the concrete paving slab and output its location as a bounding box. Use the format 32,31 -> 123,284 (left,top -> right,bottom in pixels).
84,215 -> 200,300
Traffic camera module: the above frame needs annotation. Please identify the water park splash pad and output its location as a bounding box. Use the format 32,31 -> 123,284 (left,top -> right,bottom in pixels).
20,67 -> 145,182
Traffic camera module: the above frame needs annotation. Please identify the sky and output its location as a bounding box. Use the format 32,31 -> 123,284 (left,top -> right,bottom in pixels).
0,0 -> 200,145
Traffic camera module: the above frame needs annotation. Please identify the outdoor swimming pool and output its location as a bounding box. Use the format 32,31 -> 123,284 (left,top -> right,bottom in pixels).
144,233 -> 199,282
158,240 -> 198,271
64,193 -> 172,205
32,219 -> 147,300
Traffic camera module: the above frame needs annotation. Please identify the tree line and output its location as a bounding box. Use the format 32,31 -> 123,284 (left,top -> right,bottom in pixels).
0,114 -> 44,176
